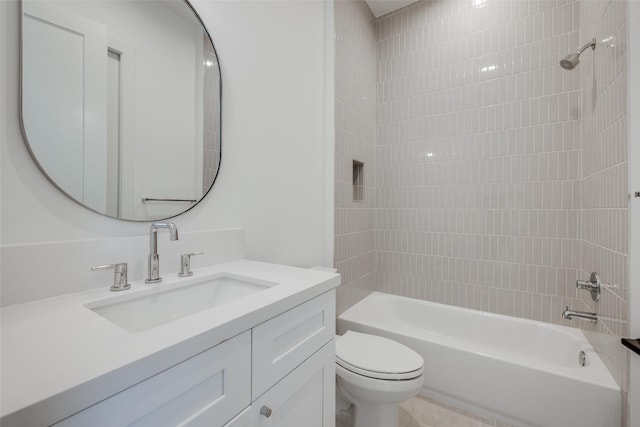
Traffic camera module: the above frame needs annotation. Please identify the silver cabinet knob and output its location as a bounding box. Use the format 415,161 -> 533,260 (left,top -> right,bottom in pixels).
260,405 -> 272,418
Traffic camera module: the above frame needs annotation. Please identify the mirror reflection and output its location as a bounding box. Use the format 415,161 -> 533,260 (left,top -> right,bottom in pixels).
21,0 -> 221,221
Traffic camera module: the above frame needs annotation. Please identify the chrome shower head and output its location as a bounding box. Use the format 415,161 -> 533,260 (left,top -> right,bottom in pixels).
559,37 -> 596,70
560,53 -> 580,70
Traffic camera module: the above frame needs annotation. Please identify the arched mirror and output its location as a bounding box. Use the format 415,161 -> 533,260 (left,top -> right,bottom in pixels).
20,0 -> 221,221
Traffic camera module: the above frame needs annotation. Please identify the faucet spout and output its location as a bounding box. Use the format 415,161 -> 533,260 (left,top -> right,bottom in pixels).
562,306 -> 597,323
146,222 -> 179,283
149,222 -> 179,253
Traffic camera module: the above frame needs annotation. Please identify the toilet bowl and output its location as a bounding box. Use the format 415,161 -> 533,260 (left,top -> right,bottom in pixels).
335,331 -> 424,427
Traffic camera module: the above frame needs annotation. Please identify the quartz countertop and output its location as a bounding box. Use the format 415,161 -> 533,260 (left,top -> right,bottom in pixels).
1,260 -> 340,427
622,338 -> 640,357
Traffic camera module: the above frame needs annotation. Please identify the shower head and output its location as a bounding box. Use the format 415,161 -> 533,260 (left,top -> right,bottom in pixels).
560,53 -> 581,70
559,37 -> 596,70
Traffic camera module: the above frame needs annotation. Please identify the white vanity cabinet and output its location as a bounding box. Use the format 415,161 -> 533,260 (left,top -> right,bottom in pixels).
51,290 -> 336,427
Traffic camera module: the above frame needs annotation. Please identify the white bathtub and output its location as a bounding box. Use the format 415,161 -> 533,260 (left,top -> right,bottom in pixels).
337,292 -> 621,427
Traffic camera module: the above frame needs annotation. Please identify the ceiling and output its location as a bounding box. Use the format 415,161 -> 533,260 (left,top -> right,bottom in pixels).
364,0 -> 420,18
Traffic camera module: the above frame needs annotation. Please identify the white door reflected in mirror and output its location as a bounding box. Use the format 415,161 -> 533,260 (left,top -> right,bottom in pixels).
20,0 -> 221,221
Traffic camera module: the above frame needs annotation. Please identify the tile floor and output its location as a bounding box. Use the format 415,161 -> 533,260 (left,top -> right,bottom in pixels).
337,393 -> 512,427
399,395 -> 512,427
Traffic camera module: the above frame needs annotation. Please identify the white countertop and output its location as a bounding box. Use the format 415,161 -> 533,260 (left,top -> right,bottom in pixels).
1,260 -> 340,427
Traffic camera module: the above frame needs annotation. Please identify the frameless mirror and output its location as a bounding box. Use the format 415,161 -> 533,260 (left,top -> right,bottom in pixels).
20,0 -> 221,221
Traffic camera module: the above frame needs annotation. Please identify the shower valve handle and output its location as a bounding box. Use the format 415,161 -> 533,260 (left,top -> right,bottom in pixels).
576,272 -> 601,302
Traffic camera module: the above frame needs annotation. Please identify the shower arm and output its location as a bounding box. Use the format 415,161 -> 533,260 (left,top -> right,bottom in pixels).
577,37 -> 596,54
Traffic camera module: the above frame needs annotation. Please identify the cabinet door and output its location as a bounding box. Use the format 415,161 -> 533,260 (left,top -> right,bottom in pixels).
252,290 -> 335,399
223,407 -> 252,427
53,332 -> 251,427
249,341 -> 335,427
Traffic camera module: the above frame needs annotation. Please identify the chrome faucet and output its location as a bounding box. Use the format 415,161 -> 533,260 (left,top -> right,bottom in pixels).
562,306 -> 597,323
146,222 -> 179,283
92,262 -> 131,291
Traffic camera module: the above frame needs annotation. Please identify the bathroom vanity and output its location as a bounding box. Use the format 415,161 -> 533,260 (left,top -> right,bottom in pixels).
0,260 -> 339,427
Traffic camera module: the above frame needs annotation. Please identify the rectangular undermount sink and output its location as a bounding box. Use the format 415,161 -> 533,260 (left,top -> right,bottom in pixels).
86,274 -> 273,333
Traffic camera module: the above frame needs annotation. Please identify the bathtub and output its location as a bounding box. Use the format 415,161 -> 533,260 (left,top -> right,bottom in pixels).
337,292 -> 621,427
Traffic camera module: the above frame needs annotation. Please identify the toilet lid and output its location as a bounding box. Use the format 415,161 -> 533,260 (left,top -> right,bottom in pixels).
336,331 -> 424,380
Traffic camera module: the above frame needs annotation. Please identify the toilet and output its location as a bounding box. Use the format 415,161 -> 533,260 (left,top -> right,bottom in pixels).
335,331 -> 424,427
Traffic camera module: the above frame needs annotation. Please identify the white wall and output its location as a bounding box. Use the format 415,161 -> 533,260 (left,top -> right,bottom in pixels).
0,0 -> 334,303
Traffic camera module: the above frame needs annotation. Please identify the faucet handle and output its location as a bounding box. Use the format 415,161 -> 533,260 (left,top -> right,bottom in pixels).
92,263 -> 131,292
576,272 -> 601,302
178,252 -> 203,277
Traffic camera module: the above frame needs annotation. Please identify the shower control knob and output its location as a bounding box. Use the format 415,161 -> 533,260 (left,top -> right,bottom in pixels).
576,272 -> 601,302
260,405 -> 272,418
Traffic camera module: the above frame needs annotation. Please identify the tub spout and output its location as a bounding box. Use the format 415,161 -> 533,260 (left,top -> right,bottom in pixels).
562,306 -> 597,323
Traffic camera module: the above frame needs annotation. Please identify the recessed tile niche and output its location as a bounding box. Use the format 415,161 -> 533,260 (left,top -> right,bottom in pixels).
352,160 -> 364,201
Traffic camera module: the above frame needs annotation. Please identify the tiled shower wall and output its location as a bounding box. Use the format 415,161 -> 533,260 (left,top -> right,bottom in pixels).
334,1 -> 630,400
578,0 -> 628,402
334,0 -> 377,315
375,0 -> 585,323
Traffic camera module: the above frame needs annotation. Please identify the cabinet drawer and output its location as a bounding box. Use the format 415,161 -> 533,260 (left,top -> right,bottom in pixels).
252,290 -> 335,399
54,331 -> 251,427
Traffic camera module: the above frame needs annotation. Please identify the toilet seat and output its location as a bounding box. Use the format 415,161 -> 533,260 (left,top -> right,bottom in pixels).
336,331 -> 424,380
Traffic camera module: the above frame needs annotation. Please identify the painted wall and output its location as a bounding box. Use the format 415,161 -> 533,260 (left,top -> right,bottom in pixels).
0,0 -> 333,304
334,0 -> 377,315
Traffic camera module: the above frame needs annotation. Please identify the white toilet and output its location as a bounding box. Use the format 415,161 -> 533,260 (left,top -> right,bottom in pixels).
335,331 -> 424,427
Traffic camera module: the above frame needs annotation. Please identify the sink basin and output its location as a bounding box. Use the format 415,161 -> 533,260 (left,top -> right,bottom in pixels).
86,274 -> 273,332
